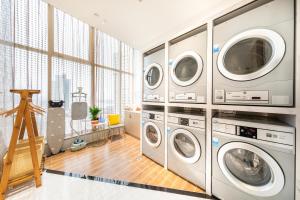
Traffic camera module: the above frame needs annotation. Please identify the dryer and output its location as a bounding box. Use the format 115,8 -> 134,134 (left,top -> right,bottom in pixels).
143,48 -> 165,102
213,0 -> 294,106
212,115 -> 295,200
167,112 -> 205,188
169,27 -> 207,104
142,110 -> 165,166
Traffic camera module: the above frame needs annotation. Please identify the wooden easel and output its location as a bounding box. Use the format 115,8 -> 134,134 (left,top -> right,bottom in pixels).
0,89 -> 45,200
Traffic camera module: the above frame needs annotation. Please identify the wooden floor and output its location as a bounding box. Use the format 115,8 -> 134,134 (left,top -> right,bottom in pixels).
45,134 -> 204,193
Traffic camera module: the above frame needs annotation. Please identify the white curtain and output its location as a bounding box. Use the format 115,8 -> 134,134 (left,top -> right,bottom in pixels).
0,0 -> 48,146
52,8 -> 91,134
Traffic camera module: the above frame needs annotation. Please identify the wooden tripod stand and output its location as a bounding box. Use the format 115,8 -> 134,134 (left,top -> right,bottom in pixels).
0,90 -> 45,200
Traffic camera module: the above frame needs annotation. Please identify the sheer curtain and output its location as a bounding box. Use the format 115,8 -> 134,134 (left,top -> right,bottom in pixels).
95,30 -> 121,116
0,0 -> 48,145
94,30 -> 142,119
52,8 -> 91,134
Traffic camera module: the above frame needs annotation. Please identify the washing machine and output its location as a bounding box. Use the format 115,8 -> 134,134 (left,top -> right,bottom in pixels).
169,26 -> 207,103
143,48 -> 165,102
167,112 -> 206,188
213,0 -> 294,106
142,110 -> 165,166
212,115 -> 295,200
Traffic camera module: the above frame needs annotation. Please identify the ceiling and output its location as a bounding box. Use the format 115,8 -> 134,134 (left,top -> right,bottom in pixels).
44,0 -> 245,51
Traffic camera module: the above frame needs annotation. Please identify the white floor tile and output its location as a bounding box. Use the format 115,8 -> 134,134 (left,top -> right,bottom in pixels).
6,173 -> 207,200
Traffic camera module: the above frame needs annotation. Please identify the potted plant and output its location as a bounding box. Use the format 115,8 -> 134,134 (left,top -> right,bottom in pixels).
89,106 -> 101,125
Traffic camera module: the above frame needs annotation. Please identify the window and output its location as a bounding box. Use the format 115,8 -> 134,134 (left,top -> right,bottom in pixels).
0,0 -> 48,144
14,49 -> 48,134
52,8 -> 91,134
15,0 -> 48,50
51,57 -> 91,110
54,8 -> 89,60
95,31 -> 120,69
0,0 -> 141,141
95,67 -> 120,116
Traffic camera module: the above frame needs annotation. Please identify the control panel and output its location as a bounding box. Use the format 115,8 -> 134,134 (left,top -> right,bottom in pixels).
226,91 -> 269,103
214,90 -> 269,104
168,115 -> 205,129
213,121 -> 294,146
143,112 -> 164,121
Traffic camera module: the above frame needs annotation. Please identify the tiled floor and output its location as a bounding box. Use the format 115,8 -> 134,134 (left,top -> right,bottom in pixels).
45,134 -> 204,193
6,172 -> 211,200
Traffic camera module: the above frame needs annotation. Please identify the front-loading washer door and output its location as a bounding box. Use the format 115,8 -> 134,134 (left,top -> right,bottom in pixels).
170,129 -> 201,164
217,29 -> 285,81
171,51 -> 203,87
144,63 -> 163,89
218,142 -> 285,197
143,121 -> 162,148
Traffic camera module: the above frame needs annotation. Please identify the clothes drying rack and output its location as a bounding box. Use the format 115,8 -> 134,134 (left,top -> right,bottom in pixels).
0,89 -> 45,200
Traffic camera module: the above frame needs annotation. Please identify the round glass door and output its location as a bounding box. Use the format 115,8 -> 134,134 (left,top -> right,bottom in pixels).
218,142 -> 285,197
170,129 -> 201,164
143,122 -> 161,148
171,51 -> 203,86
144,63 -> 163,89
217,29 -> 285,81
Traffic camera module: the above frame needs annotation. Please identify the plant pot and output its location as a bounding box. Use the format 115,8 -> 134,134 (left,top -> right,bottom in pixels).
91,120 -> 98,125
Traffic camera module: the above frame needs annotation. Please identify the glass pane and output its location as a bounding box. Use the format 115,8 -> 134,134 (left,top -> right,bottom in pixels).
146,66 -> 160,86
174,133 -> 196,158
54,8 -> 89,60
223,38 -> 272,75
224,148 -> 272,186
175,57 -> 198,82
146,125 -> 158,144
95,67 -> 121,116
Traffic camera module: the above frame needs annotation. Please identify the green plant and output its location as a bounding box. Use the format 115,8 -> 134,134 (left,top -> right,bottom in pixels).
89,106 -> 101,120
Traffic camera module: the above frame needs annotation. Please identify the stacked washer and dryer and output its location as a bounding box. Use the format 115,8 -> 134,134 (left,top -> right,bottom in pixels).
211,0 -> 295,199
142,26 -> 208,190
142,0 -> 296,199
142,46 -> 166,167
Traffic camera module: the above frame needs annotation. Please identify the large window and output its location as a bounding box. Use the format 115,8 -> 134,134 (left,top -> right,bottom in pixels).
51,57 -> 91,110
0,0 -> 48,144
95,67 -> 120,116
54,8 -> 89,60
0,0 -> 141,139
95,31 -> 120,69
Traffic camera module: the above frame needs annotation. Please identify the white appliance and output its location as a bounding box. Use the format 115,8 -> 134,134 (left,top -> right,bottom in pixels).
124,110 -> 140,139
213,0 -> 294,106
212,115 -> 295,200
167,112 -> 206,188
143,48 -> 165,102
142,110 -> 165,166
169,26 -> 207,104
